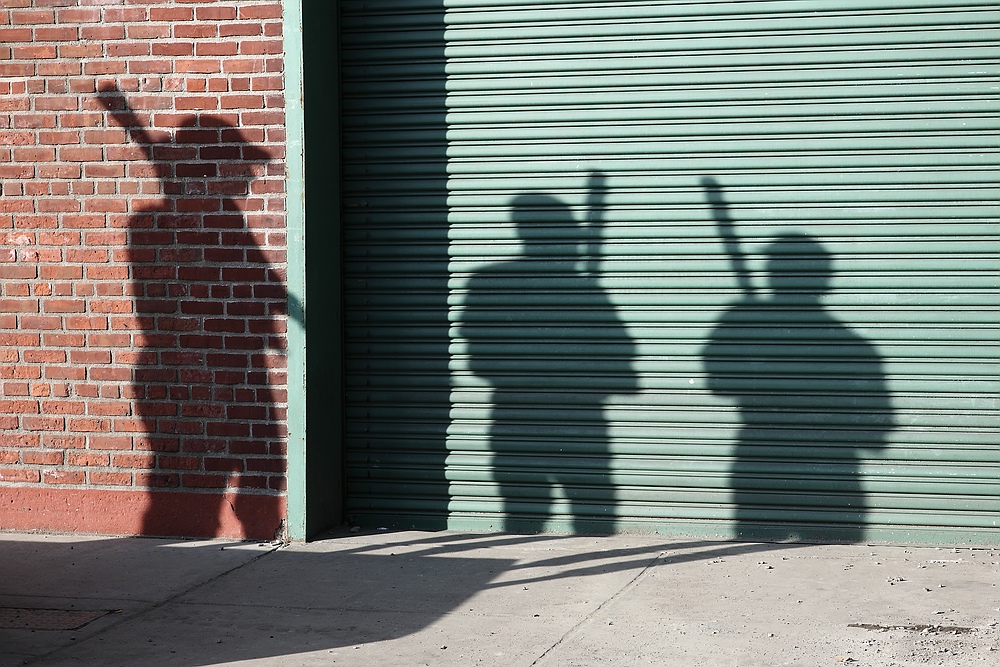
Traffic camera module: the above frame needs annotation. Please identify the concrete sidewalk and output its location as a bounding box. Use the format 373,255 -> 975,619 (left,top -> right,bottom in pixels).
1,530 -> 996,666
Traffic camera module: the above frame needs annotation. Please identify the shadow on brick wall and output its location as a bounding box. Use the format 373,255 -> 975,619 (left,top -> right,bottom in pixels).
97,86 -> 285,539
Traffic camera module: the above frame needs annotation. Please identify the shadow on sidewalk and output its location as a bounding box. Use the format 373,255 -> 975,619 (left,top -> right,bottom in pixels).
2,532 -> 802,666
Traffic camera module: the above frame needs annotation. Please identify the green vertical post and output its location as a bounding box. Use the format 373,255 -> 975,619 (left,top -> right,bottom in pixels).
284,0 -> 345,540
301,0 -> 344,537
282,0 -> 308,540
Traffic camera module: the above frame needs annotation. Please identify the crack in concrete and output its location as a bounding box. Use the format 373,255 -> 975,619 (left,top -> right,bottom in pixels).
529,549 -> 667,666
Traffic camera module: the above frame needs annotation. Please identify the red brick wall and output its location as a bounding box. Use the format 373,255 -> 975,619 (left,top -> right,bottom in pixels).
1,0 -> 288,539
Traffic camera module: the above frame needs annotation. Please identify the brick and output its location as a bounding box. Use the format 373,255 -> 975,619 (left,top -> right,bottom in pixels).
241,5 -> 282,20
68,452 -> 110,466
82,129 -> 127,144
136,473 -> 179,488
0,416 -> 20,429
60,113 -> 103,128
0,64 -> 34,78
240,39 -> 283,56
43,366 -> 85,380
62,215 -> 107,230
152,42 -> 194,57
65,316 -> 108,330
42,333 -> 85,347
112,453 -> 155,468
157,455 -> 201,470
0,332 -> 39,345
196,42 -> 238,57
90,367 -> 130,382
24,416 -> 64,431
35,26 -> 80,42
59,146 -> 103,162
42,299 -> 85,313
0,165 -> 34,179
0,131 -> 37,147
67,417 -> 110,432
11,10 -> 55,25
40,399 -> 85,415
104,8 -> 147,22
0,27 -> 33,42
175,24 -> 217,39
84,199 -> 129,213
0,299 -> 39,313
178,403 -> 225,419
12,45 -> 57,59
69,350 -> 112,364
83,59 -> 126,75
253,422 -> 286,439
22,450 -> 64,465
60,43 -> 103,59
89,436 -> 133,451
129,60 -> 173,75
149,7 -> 193,21
0,399 -> 40,413
44,470 -> 86,485
39,265 -> 83,280
0,201 -> 34,214
90,300 -> 132,314
175,59 -> 222,74
107,43 -> 150,58
181,474 -> 227,488
220,94 -> 265,109
206,422 -> 249,437
246,458 -> 284,473
57,7 -> 101,23
11,145 -> 57,162
0,469 -> 41,483
220,24 -> 262,37
81,25 -> 124,40
136,437 -> 179,453
0,434 -> 41,448
112,419 -> 147,433
22,350 -> 64,363
230,441 -> 268,456
89,471 -> 132,486
38,434 -> 84,451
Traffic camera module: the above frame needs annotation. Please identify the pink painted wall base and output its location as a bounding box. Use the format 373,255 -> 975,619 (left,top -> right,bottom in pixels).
1,487 -> 285,540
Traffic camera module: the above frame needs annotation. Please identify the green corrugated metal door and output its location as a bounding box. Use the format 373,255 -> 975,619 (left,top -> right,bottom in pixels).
339,1 -> 1000,543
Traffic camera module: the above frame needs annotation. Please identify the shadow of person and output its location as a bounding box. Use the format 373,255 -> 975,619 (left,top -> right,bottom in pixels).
97,86 -> 285,539
461,189 -> 638,533
704,232 -> 893,542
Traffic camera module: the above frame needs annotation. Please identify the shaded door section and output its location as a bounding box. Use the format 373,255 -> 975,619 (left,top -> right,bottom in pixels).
460,186 -> 638,532
703,182 -> 893,540
339,2 -> 452,527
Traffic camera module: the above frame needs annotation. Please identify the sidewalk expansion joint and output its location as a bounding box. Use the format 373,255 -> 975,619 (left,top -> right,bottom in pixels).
529,549 -> 667,666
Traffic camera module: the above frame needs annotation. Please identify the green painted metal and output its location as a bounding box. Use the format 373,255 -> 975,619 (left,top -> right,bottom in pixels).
302,0 -> 346,538
339,1 -> 1000,544
284,0 -> 347,540
282,0 -> 308,540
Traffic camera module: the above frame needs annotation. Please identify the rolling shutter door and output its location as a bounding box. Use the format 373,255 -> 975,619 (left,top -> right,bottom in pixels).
339,1 -> 1000,543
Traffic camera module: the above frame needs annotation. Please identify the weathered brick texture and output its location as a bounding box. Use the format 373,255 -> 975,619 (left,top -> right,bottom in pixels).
1,0 -> 287,539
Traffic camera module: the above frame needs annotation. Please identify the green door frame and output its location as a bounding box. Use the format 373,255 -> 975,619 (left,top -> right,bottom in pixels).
283,0 -> 307,540
283,0 -> 343,540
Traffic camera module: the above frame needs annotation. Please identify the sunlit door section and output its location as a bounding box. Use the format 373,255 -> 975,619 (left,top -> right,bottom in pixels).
341,1 -> 1000,544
